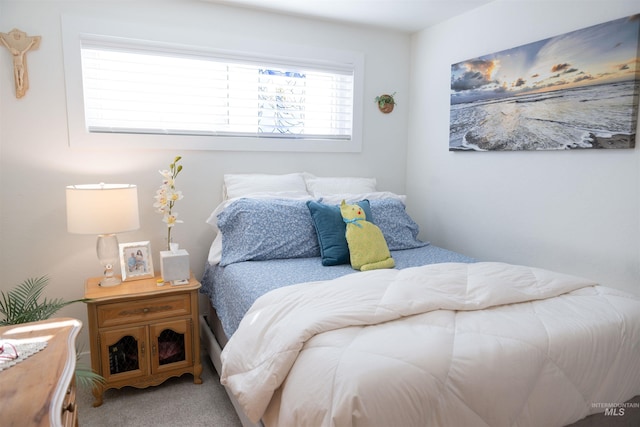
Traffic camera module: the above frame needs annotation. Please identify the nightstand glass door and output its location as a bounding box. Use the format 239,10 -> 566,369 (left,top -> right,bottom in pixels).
100,326 -> 148,381
151,319 -> 192,373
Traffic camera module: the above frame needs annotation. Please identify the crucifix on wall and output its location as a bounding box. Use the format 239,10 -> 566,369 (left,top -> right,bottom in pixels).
0,28 -> 41,99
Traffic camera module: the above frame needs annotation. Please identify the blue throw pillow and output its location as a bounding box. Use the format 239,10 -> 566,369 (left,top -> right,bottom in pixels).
307,200 -> 372,266
218,198 -> 320,266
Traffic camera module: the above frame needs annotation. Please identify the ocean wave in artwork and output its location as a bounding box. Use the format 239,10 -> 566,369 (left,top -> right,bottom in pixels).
449,81 -> 638,151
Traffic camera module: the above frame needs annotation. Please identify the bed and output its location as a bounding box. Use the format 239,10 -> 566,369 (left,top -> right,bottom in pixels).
199,173 -> 640,427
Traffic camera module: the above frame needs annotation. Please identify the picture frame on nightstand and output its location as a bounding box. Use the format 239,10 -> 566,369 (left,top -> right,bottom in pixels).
119,241 -> 154,281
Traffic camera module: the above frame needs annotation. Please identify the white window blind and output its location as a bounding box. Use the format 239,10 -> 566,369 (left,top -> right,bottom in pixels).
80,40 -> 355,140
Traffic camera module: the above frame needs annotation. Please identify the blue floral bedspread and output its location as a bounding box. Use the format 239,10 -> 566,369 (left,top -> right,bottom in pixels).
201,245 -> 475,338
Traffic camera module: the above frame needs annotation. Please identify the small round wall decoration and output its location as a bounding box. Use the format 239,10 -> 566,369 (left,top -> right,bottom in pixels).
375,93 -> 396,114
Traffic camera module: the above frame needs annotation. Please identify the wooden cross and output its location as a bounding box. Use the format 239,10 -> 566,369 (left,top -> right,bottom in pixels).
0,28 -> 41,99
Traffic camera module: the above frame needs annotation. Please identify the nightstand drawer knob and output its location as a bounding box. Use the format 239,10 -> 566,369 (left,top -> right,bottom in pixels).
143,308 -> 150,313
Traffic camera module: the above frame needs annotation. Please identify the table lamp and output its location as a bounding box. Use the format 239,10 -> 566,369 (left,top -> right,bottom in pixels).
66,183 -> 140,287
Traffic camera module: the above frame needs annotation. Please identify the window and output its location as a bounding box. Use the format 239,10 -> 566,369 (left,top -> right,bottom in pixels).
62,16 -> 364,152
81,41 -> 354,139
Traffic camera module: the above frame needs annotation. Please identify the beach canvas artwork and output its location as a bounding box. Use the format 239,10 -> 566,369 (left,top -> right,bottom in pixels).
449,14 -> 640,151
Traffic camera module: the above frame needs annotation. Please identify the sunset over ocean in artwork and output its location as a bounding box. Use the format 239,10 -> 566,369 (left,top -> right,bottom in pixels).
450,14 -> 640,151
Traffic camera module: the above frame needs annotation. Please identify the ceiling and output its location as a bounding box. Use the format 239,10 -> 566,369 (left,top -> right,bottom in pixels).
204,0 -> 495,33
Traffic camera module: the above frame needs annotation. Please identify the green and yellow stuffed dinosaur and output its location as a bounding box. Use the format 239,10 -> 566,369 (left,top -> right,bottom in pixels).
340,200 -> 395,271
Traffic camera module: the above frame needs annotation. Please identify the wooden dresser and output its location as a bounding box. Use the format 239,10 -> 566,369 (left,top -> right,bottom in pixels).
0,317 -> 82,427
85,274 -> 202,407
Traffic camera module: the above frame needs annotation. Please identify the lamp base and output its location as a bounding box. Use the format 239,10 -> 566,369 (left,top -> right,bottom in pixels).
99,276 -> 122,287
97,235 -> 121,287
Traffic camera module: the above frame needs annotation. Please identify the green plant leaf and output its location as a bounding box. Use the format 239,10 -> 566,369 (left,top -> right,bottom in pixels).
75,363 -> 106,390
0,276 -> 89,326
0,276 -> 104,387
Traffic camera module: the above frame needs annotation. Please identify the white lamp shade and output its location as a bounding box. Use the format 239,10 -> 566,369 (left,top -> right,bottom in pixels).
66,184 -> 140,234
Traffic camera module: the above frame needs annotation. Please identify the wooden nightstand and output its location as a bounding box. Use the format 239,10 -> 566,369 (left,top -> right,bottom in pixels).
84,275 -> 202,407
0,318 -> 82,427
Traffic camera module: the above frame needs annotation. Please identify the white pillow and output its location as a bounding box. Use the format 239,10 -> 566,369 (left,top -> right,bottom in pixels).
207,233 -> 223,265
223,173 -> 309,199
305,176 -> 377,196
318,191 -> 406,204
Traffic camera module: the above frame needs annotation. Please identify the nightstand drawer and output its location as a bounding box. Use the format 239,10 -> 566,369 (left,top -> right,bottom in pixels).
96,294 -> 191,327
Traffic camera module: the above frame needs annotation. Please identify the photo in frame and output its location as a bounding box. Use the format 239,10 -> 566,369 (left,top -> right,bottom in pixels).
449,14 -> 640,151
119,241 -> 154,281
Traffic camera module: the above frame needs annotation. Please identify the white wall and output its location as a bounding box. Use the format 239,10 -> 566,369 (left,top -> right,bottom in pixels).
0,0 -> 411,346
408,0 -> 640,294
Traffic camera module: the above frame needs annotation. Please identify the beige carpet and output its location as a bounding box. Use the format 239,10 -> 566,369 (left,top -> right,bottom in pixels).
77,352 -> 242,426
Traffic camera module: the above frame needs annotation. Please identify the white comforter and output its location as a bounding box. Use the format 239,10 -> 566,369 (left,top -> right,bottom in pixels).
220,262 -> 640,427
